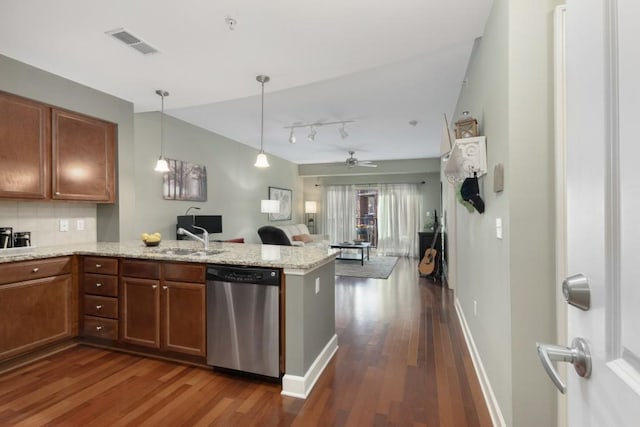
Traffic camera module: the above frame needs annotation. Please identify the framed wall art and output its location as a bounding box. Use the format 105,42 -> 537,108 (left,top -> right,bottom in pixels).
163,158 -> 207,201
268,186 -> 292,221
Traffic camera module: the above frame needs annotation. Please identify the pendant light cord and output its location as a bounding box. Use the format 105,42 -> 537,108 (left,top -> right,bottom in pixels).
160,93 -> 164,157
260,79 -> 264,153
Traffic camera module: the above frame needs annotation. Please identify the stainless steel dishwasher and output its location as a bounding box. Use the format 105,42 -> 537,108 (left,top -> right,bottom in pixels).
206,265 -> 280,378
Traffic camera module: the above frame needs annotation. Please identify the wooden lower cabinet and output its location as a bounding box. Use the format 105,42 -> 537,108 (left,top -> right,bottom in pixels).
0,274 -> 72,361
81,256 -> 119,343
120,260 -> 205,358
163,281 -> 206,357
121,276 -> 161,348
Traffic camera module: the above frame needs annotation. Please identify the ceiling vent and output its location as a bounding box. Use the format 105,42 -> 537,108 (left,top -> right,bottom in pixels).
105,28 -> 159,55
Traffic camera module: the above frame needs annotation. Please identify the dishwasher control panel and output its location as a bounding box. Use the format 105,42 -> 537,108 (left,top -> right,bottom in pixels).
206,265 -> 280,286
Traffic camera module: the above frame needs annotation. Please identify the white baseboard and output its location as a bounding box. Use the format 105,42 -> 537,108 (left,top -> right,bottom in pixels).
281,334 -> 338,399
454,298 -> 506,427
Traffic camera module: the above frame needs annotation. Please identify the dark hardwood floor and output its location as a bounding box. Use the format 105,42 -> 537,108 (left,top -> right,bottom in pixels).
0,257 -> 491,426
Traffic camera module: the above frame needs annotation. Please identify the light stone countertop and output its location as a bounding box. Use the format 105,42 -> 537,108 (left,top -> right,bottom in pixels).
0,240 -> 338,271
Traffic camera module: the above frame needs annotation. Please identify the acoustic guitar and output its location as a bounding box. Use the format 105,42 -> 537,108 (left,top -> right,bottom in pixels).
419,225 -> 441,276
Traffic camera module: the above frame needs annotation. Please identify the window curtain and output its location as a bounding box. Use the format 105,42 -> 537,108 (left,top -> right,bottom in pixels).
376,183 -> 423,257
323,185 -> 357,243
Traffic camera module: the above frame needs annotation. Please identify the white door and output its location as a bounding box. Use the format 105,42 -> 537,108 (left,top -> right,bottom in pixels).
551,0 -> 640,425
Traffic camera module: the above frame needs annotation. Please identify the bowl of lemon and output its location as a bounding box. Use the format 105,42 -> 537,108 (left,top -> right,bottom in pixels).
141,232 -> 162,247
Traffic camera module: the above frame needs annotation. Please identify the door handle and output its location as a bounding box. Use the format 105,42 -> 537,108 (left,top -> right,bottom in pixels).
536,337 -> 591,393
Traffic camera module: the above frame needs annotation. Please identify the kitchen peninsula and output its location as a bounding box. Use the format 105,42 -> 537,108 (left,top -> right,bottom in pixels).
0,241 -> 338,399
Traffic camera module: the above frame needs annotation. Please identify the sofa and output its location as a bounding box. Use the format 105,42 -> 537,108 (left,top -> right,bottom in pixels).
257,224 -> 326,247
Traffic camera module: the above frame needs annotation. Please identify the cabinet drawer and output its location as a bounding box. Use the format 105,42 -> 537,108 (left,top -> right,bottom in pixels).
0,257 -> 71,286
83,316 -> 118,340
163,263 -> 205,283
83,257 -> 118,275
121,259 -> 160,280
83,274 -> 118,296
84,295 -> 118,319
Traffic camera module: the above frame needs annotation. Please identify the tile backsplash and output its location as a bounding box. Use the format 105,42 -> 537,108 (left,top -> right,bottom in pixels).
0,201 -> 97,247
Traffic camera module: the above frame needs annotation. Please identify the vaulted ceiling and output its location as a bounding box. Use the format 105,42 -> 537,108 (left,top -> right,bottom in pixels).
0,0 -> 492,164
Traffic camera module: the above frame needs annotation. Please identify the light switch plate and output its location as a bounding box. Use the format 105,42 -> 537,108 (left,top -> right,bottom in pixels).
76,219 -> 85,231
59,219 -> 69,232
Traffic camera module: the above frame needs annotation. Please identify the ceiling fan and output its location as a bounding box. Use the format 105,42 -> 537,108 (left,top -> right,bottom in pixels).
346,151 -> 378,168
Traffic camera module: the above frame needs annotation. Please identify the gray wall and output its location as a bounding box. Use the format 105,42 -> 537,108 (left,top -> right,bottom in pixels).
285,261 -> 336,376
0,54 -> 135,243
134,112 -> 302,243
449,0 -> 560,425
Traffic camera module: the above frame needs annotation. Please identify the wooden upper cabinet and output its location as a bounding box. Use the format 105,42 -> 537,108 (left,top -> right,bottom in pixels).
52,109 -> 116,203
0,91 -> 50,199
0,92 -> 117,203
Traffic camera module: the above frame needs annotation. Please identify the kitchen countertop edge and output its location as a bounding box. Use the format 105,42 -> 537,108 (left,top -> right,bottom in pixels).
0,241 -> 338,271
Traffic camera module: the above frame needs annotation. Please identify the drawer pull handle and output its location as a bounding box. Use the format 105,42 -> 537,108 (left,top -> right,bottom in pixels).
96,325 -> 103,331
96,305 -> 102,310
96,264 -> 102,268
96,283 -> 102,287
32,267 -> 39,273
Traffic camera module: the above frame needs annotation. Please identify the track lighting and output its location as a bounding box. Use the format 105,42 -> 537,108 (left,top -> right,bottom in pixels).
284,120 -> 354,143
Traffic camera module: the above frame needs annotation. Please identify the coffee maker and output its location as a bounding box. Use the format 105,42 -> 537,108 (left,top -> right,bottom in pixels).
13,231 -> 31,247
0,227 -> 12,249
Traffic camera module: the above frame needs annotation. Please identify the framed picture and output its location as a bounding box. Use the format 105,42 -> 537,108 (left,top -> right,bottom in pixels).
163,158 -> 207,201
268,187 -> 292,221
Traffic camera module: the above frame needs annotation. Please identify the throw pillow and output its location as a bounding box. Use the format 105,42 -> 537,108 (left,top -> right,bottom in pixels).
292,234 -> 313,243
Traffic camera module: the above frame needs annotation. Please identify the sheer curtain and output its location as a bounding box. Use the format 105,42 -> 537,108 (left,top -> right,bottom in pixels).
376,183 -> 423,257
323,185 -> 357,243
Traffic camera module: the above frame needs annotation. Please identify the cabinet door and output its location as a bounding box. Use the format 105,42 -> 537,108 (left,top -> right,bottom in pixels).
51,109 -> 115,202
121,277 -> 160,348
162,281 -> 206,357
0,91 -> 50,199
0,275 -> 72,361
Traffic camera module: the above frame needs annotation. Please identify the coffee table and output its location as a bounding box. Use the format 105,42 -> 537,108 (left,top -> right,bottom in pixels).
330,241 -> 371,266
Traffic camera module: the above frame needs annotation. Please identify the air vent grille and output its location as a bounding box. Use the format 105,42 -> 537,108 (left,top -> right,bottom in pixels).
105,28 -> 159,55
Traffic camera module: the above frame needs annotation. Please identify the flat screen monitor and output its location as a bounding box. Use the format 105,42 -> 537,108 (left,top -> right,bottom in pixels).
176,215 -> 222,238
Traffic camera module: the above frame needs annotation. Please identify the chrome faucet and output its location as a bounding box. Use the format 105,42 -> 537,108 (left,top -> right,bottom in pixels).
185,206 -> 200,216
177,225 -> 209,250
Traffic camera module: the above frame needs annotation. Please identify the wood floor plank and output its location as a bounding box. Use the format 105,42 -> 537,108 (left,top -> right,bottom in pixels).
0,257 -> 492,426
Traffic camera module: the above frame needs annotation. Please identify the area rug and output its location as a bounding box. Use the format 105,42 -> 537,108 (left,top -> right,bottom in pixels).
335,256 -> 399,279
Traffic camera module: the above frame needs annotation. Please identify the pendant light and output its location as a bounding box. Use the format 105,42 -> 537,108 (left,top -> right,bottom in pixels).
254,75 -> 270,168
154,89 -> 170,172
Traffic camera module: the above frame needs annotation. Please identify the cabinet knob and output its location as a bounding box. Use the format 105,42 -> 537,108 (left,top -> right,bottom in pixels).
162,286 -> 168,290
96,305 -> 102,310
95,264 -> 102,268
96,283 -> 102,287
32,267 -> 39,273
152,285 -> 158,289
96,325 -> 103,331
55,191 -> 60,195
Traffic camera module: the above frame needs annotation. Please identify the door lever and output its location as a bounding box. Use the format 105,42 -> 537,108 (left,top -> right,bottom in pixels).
536,337 -> 591,393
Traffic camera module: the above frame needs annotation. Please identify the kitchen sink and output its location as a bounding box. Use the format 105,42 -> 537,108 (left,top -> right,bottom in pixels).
154,248 -> 225,256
